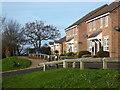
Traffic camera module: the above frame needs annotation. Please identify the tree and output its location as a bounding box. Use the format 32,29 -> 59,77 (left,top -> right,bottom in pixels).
23,20 -> 60,48
2,18 -> 26,57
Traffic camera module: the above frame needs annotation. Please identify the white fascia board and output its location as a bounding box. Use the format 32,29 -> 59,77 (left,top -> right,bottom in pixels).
86,12 -> 110,23
54,43 -> 60,46
65,25 -> 77,31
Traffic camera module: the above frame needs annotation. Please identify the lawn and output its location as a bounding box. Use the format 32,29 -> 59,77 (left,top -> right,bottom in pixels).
1,56 -> 31,71
2,68 -> 120,88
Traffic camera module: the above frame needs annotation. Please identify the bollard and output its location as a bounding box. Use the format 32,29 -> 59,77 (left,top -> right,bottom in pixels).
103,58 -> 107,69
63,60 -> 68,68
80,60 -> 84,70
73,62 -> 76,68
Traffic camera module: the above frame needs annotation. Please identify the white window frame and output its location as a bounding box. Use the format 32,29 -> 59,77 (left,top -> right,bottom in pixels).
100,18 -> 103,28
104,37 -> 109,51
93,20 -> 96,30
89,22 -> 92,31
105,16 -> 108,27
89,40 -> 92,52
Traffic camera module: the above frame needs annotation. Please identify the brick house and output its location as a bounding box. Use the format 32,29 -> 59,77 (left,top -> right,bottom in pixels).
65,4 -> 108,53
86,1 -> 120,57
49,36 -> 66,55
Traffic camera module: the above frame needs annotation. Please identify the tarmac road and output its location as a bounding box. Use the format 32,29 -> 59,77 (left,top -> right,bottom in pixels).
2,62 -> 120,77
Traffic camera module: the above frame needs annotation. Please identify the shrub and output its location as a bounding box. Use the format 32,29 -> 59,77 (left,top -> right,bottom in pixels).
60,54 -> 65,56
82,54 -> 91,58
66,52 -> 74,56
96,51 -> 109,57
78,51 -> 91,58
55,50 -> 59,54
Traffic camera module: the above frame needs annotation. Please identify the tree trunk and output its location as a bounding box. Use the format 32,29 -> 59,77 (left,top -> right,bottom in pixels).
16,46 -> 21,56
39,41 -> 41,48
5,47 -> 9,58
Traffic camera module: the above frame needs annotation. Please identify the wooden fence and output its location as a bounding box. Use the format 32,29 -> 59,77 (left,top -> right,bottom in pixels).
38,58 -> 119,71
29,53 -> 56,60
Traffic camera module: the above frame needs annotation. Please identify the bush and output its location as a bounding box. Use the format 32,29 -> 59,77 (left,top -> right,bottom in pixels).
78,51 -> 91,58
82,54 -> 91,58
66,52 -> 74,56
60,54 -> 64,56
96,51 -> 109,57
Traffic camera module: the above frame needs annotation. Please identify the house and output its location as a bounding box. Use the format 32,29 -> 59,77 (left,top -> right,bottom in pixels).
65,4 -> 108,53
49,36 -> 66,55
86,1 -> 120,57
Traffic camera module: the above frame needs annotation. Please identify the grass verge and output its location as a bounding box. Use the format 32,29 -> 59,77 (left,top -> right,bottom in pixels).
2,68 -> 120,88
1,56 -> 31,72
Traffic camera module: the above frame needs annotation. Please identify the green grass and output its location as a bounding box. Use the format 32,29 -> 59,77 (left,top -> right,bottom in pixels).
2,68 -> 120,88
1,56 -> 31,71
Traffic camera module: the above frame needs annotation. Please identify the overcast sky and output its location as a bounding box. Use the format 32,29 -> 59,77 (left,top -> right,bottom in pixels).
2,1 -> 114,45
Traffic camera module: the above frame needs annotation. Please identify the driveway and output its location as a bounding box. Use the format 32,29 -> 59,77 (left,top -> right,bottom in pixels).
17,56 -> 48,68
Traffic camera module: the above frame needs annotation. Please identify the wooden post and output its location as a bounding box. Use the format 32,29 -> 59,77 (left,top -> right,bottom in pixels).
37,54 -> 38,58
40,54 -> 41,59
80,60 -> 84,70
63,60 -> 68,68
73,62 -> 76,68
103,58 -> 107,69
43,64 -> 46,71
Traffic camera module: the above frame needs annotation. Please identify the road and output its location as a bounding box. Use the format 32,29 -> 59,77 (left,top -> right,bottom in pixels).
2,62 -> 120,77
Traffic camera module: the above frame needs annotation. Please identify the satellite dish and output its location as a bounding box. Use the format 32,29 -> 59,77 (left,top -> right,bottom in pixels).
83,34 -> 88,38
114,26 -> 120,31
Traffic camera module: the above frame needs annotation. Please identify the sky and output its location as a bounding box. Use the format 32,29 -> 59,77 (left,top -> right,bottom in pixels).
2,1 -> 113,45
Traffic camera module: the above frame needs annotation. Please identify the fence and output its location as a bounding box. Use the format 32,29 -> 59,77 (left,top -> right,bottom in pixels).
38,57 -> 120,71
28,53 -> 56,60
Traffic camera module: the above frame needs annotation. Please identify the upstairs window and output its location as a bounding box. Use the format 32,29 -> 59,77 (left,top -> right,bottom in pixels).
100,18 -> 103,28
93,20 -> 96,30
105,16 -> 108,26
89,22 -> 92,31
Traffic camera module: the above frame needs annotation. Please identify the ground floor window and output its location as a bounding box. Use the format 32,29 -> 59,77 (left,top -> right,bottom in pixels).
104,37 -> 109,51
89,40 -> 92,52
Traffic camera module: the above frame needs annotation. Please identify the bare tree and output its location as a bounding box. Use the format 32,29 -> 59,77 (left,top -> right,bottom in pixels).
2,19 -> 26,57
23,20 -> 60,48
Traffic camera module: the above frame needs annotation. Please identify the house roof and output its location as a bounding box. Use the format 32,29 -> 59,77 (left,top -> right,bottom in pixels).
88,30 -> 102,38
87,1 -> 120,21
54,36 -> 66,44
65,4 -> 108,31
49,42 -> 54,45
59,36 -> 66,44
66,37 -> 74,42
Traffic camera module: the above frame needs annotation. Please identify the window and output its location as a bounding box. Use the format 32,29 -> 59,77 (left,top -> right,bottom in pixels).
104,37 -> 109,51
89,40 -> 92,52
100,18 -> 103,28
93,20 -> 96,30
105,16 -> 108,26
89,22 -> 92,31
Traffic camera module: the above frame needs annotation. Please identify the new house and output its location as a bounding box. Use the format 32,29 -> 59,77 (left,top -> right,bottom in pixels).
86,1 -> 120,57
65,4 -> 108,53
49,36 -> 66,55
49,0 -> 120,57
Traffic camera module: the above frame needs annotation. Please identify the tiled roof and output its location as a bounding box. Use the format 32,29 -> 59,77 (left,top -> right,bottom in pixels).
54,36 -> 66,44
66,37 -> 74,42
87,1 -> 120,21
49,42 -> 54,45
88,30 -> 102,38
65,4 -> 108,30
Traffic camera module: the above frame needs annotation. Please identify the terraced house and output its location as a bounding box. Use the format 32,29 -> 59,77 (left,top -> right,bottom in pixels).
65,4 -> 108,53
49,36 -> 66,55
86,1 -> 120,57
49,0 -> 120,57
